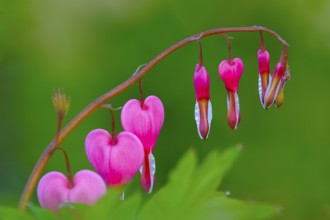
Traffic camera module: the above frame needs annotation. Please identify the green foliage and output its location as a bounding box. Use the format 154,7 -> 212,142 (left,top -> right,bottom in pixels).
0,145 -> 278,220
0,206 -> 35,220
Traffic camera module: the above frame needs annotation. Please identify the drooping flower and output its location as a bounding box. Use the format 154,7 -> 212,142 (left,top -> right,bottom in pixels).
257,49 -> 270,107
264,61 -> 287,109
218,58 -> 244,130
194,64 -> 212,140
85,129 -> 144,187
121,96 -> 164,193
37,170 -> 106,212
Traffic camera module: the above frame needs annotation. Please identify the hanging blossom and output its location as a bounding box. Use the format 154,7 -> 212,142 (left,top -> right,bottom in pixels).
218,58 -> 244,130
257,48 -> 270,107
264,48 -> 289,109
37,170 -> 106,212
85,129 -> 144,187
193,41 -> 212,140
121,95 -> 164,193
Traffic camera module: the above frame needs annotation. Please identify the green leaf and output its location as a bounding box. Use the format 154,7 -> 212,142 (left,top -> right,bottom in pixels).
190,192 -> 278,220
138,145 -> 277,220
57,189 -> 142,220
27,204 -> 58,220
185,144 -> 242,206
137,149 -> 197,219
0,206 -> 35,220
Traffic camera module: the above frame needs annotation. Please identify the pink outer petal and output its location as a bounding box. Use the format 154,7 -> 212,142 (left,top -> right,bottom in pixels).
85,129 -> 144,186
69,170 -> 106,205
218,58 -> 244,92
194,64 -> 210,100
121,96 -> 164,152
37,171 -> 69,212
257,49 -> 270,74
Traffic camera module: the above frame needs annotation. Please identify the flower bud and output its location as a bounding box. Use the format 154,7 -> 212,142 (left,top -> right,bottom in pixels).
218,58 -> 243,130
193,64 -> 212,139
257,49 -> 270,106
264,62 -> 285,109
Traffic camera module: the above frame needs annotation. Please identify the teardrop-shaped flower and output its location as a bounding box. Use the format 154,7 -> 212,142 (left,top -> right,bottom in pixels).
37,170 -> 106,212
264,61 -> 286,109
257,49 -> 270,106
193,64 -> 212,140
85,129 -> 144,187
218,58 -> 244,130
121,96 -> 164,193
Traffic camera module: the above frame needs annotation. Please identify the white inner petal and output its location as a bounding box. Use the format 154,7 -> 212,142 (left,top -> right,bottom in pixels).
234,92 -> 240,130
206,100 -> 212,139
194,101 -> 203,139
148,152 -> 156,194
258,74 -> 263,106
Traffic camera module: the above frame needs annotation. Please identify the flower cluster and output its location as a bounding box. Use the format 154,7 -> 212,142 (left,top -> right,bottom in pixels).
194,35 -> 289,138
34,28 -> 289,213
37,90 -> 164,212
258,38 -> 289,109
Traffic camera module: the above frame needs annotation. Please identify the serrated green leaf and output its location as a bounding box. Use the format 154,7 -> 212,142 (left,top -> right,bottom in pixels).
137,149 -> 197,220
27,204 -> 58,220
185,144 -> 242,206
0,206 -> 35,220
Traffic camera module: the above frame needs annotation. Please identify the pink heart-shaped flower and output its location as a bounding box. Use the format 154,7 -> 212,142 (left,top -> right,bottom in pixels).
85,129 -> 144,187
37,170 -> 106,212
121,95 -> 164,193
121,95 -> 164,153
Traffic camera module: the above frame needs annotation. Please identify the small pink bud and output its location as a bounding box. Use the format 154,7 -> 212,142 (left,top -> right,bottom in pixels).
218,58 -> 243,130
257,49 -> 270,106
85,129 -> 144,187
121,95 -> 164,193
37,170 -> 106,212
193,64 -> 212,140
264,62 -> 286,109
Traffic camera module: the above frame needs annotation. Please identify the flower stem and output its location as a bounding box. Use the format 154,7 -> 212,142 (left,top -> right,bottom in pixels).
139,79 -> 145,109
259,31 -> 265,51
220,33 -> 233,62
56,147 -> 74,188
198,40 -> 204,66
18,25 -> 288,210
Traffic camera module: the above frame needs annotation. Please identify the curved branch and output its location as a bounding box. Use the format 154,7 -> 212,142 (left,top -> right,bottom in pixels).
18,26 -> 288,210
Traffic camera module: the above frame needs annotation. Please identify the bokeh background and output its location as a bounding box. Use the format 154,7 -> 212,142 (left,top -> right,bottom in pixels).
1,0 -> 330,219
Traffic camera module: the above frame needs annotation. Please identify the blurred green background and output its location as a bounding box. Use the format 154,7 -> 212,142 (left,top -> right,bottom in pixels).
1,0 -> 329,219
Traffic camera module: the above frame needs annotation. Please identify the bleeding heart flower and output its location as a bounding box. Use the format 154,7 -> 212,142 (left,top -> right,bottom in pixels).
218,58 -> 244,130
85,129 -> 144,187
194,63 -> 212,140
264,61 -> 286,109
257,49 -> 270,106
121,95 -> 164,193
37,170 -> 106,212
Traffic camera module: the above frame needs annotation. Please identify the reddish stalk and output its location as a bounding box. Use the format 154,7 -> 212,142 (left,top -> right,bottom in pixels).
18,26 -> 288,210
56,147 -> 74,188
